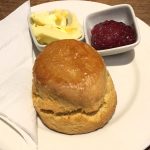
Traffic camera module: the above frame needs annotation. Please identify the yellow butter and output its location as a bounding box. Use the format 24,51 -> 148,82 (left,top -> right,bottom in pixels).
30,9 -> 83,45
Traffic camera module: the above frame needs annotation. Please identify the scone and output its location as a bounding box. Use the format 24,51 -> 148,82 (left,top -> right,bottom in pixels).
32,39 -> 117,134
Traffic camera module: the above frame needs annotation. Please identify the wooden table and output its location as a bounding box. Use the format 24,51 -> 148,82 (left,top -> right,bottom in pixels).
0,0 -> 150,26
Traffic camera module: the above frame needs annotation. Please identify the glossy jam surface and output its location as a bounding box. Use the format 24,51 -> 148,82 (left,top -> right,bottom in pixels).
91,20 -> 136,50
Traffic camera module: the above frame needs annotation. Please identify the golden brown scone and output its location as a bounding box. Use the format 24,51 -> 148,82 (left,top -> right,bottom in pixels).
33,72 -> 116,134
32,39 -> 117,134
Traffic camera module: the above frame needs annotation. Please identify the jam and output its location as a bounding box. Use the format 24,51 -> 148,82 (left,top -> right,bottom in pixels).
91,20 -> 136,50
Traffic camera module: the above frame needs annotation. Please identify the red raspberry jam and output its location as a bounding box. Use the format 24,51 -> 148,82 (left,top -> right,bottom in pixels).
91,20 -> 136,50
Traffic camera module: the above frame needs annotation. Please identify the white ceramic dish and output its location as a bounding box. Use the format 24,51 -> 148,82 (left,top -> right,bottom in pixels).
31,1 -> 150,150
84,4 -> 140,56
1,1 -> 150,150
28,10 -> 85,51
28,17 -> 46,51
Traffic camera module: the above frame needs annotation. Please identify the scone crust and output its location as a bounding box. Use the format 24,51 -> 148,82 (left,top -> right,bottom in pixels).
33,72 -> 117,134
33,39 -> 107,113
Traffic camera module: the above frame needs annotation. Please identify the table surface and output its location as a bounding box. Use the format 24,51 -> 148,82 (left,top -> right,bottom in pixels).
0,0 -> 150,26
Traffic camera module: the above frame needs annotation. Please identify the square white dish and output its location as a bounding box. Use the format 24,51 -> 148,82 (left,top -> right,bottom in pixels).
28,17 -> 46,51
28,10 -> 84,51
84,4 -> 141,56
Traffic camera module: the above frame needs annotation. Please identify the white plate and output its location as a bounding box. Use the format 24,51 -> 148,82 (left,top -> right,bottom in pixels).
32,1 -> 150,150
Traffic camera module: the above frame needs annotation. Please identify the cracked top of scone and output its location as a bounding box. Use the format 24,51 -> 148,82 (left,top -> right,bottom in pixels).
33,39 -> 107,113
